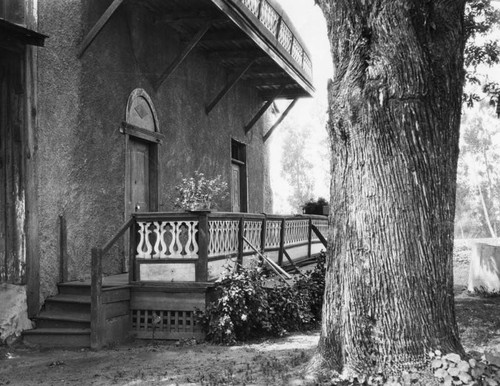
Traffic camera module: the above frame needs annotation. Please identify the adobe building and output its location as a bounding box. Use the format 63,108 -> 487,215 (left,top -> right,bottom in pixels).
1,0 -> 318,346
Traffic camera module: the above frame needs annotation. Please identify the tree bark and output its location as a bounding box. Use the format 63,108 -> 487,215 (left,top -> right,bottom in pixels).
312,0 -> 466,377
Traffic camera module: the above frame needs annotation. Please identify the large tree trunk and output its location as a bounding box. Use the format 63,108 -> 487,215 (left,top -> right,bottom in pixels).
312,0 -> 466,377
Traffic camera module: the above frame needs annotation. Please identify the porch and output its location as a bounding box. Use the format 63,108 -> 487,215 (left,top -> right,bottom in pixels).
24,212 -> 328,349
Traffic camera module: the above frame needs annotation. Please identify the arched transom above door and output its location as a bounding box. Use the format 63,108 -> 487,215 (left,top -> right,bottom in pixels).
126,89 -> 159,132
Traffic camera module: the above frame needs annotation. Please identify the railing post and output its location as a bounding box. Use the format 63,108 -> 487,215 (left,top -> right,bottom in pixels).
237,216 -> 244,268
260,215 -> 267,254
307,217 -> 312,260
196,212 -> 209,282
128,217 -> 136,283
59,214 -> 68,283
90,247 -> 105,350
278,218 -> 285,266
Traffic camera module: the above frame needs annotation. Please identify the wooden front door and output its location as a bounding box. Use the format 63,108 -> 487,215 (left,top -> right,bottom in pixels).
128,139 -> 150,214
0,49 -> 25,284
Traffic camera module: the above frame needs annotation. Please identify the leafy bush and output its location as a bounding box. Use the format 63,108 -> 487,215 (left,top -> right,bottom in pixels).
302,197 -> 329,215
198,252 -> 326,344
174,171 -> 228,211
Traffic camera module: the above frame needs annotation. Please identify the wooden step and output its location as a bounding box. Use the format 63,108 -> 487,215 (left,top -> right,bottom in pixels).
35,311 -> 90,329
23,328 -> 90,348
44,294 -> 90,313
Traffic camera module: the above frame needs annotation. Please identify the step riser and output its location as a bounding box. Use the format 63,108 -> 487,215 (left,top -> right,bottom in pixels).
23,334 -> 90,348
57,285 -> 91,296
44,301 -> 90,314
36,319 -> 90,330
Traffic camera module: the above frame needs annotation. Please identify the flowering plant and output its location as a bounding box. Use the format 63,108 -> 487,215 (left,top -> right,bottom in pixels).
174,171 -> 228,211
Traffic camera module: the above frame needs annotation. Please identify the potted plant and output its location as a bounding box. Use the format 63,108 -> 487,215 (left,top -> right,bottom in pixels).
174,171 -> 229,211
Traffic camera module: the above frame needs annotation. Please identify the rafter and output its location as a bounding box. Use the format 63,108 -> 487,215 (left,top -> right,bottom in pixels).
77,0 -> 124,59
263,98 -> 298,142
155,21 -> 213,91
205,59 -> 257,114
244,85 -> 286,134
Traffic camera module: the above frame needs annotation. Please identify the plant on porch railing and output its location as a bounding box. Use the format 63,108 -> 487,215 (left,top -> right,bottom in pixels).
174,171 -> 228,211
197,251 -> 326,344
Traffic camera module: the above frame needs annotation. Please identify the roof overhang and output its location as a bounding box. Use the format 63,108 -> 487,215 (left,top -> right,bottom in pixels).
133,0 -> 315,100
0,19 -> 47,47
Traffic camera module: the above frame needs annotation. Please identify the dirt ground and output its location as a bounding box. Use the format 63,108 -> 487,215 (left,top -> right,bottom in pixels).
1,244 -> 499,386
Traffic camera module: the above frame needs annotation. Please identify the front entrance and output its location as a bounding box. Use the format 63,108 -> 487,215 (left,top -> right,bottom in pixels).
124,89 -> 161,218
0,48 -> 25,284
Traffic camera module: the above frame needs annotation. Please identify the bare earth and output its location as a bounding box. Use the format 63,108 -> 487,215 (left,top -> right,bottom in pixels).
1,248 -> 499,386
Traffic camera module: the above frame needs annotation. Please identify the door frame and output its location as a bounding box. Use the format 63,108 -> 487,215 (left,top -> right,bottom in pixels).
123,89 -> 162,274
124,89 -> 161,220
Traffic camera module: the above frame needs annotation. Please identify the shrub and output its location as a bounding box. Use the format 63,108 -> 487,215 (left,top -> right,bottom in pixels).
174,171 -> 228,211
198,252 -> 326,344
302,197 -> 329,215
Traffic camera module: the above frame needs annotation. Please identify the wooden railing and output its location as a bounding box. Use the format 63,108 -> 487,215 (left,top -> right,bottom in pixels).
90,211 -> 327,348
131,211 -> 328,282
235,0 -> 313,78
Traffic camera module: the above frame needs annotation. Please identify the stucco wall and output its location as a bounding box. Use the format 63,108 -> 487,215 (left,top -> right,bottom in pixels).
36,0 -> 273,299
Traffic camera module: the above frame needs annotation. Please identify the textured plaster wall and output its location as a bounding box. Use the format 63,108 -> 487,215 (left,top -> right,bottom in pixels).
37,0 -> 85,301
35,0 -> 272,299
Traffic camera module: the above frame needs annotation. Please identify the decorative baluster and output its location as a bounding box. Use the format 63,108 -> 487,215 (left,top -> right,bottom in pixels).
153,221 -> 168,258
172,221 -> 183,259
168,221 -> 176,257
136,221 -> 153,259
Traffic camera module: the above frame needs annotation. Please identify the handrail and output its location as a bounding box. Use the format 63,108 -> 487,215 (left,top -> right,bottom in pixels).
101,216 -> 135,256
91,216 -> 136,350
242,235 -> 292,284
311,224 -> 327,248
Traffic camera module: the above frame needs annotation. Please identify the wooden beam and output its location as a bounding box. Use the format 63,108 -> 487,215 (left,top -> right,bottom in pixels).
263,98 -> 298,142
155,22 -> 212,90
199,30 -> 249,42
77,0 -> 124,59
244,85 -> 286,133
205,59 -> 256,114
120,121 -> 165,144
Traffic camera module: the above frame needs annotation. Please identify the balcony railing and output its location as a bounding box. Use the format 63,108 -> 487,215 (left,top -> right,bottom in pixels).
235,0 -> 313,79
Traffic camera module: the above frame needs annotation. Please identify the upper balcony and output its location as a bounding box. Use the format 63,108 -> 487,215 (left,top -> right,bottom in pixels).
132,0 -> 315,99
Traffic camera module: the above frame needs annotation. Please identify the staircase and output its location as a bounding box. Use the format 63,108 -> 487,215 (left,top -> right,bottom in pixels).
23,275 -> 130,348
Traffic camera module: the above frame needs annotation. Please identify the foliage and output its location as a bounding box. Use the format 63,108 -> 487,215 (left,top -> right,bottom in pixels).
431,349 -> 500,386
198,252 -> 326,344
174,171 -> 228,211
281,126 -> 315,213
303,197 -> 329,215
463,0 -> 500,114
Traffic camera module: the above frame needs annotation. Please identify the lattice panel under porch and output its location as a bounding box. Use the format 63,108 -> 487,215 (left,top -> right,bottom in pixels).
284,219 -> 309,246
243,220 -> 262,252
131,309 -> 203,340
136,221 -> 199,259
208,220 -> 239,257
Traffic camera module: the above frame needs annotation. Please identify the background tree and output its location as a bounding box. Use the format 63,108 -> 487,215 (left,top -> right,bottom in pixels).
311,0 -> 466,378
281,125 -> 315,213
456,102 -> 500,238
